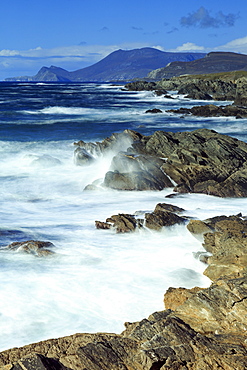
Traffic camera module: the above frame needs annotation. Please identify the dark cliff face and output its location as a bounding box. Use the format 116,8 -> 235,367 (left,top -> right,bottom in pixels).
5,48 -> 205,82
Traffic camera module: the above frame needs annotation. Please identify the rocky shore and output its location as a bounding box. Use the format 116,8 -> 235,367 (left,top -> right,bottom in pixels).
1,210 -> 247,369
125,70 -> 247,117
75,128 -> 247,197
2,129 -> 247,369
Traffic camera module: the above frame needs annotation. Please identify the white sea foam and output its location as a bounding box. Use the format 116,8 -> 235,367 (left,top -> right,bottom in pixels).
0,139 -> 218,350
1,138 -> 247,351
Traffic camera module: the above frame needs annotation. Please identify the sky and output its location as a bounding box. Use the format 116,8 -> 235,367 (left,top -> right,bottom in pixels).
0,0 -> 247,80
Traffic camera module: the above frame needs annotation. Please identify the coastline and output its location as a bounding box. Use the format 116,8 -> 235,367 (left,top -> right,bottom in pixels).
1,211 -> 247,369
2,127 -> 247,368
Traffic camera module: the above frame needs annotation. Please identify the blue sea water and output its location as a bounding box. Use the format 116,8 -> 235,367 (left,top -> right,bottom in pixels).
1,82 -> 247,351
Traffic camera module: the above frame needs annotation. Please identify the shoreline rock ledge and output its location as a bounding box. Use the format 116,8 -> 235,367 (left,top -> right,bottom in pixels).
75,128 -> 247,197
1,215 -> 247,369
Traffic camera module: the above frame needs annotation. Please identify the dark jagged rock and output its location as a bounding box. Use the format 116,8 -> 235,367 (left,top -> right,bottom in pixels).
154,203 -> 185,214
95,221 -> 112,230
96,213 -> 143,233
76,128 -> 247,197
125,81 -> 157,91
95,203 -> 186,233
185,91 -> 213,100
145,108 -> 163,113
5,240 -> 55,257
105,214 -> 138,233
144,210 -> 186,230
130,128 -> 247,197
168,104 -> 247,118
9,353 -> 68,370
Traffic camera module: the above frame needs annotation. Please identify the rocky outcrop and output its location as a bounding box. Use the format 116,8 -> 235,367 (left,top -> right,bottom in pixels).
5,240 -> 55,257
75,128 -> 247,197
145,108 -> 163,113
96,213 -> 139,233
131,128 -> 247,197
125,71 -> 247,110
167,104 -> 247,118
95,202 -> 186,233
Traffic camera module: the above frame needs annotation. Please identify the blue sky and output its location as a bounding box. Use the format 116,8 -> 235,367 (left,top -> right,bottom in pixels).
0,0 -> 247,79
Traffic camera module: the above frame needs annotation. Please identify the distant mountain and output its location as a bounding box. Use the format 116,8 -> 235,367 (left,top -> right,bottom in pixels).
147,52 -> 247,79
5,48 -> 206,82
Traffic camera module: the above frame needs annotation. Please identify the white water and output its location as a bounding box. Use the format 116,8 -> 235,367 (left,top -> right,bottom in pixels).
1,137 -> 246,351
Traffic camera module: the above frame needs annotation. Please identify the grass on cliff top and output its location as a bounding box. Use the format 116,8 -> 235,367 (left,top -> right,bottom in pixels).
172,70 -> 247,82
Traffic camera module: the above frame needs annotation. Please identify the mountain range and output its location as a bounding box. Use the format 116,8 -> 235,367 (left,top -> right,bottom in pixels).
147,51 -> 247,79
5,48 -> 206,82
5,48 -> 247,82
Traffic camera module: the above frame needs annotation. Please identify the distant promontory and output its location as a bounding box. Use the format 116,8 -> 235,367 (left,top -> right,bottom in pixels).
5,47 -> 205,82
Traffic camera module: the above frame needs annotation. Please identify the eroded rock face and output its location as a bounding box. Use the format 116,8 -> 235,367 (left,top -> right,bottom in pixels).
133,129 -> 247,197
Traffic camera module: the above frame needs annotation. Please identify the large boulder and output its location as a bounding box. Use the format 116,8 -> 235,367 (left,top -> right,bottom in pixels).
75,128 -> 247,197
132,129 -> 247,197
6,240 -> 55,257
104,152 -> 173,191
144,210 -> 186,230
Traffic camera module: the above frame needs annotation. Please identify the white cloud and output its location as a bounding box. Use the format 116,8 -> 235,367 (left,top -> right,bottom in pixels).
0,42 -> 159,60
0,42 -> 163,79
0,49 -> 20,56
215,35 -> 247,54
168,42 -> 206,52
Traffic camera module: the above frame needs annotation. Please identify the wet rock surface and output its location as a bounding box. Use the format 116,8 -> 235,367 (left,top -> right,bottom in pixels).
75,128 -> 247,197
4,240 -> 55,257
95,202 -> 186,233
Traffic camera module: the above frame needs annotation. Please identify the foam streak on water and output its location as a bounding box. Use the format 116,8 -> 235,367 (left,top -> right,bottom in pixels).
0,82 -> 246,351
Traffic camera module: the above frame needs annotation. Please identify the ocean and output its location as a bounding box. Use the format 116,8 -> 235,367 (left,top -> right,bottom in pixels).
1,82 -> 247,351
